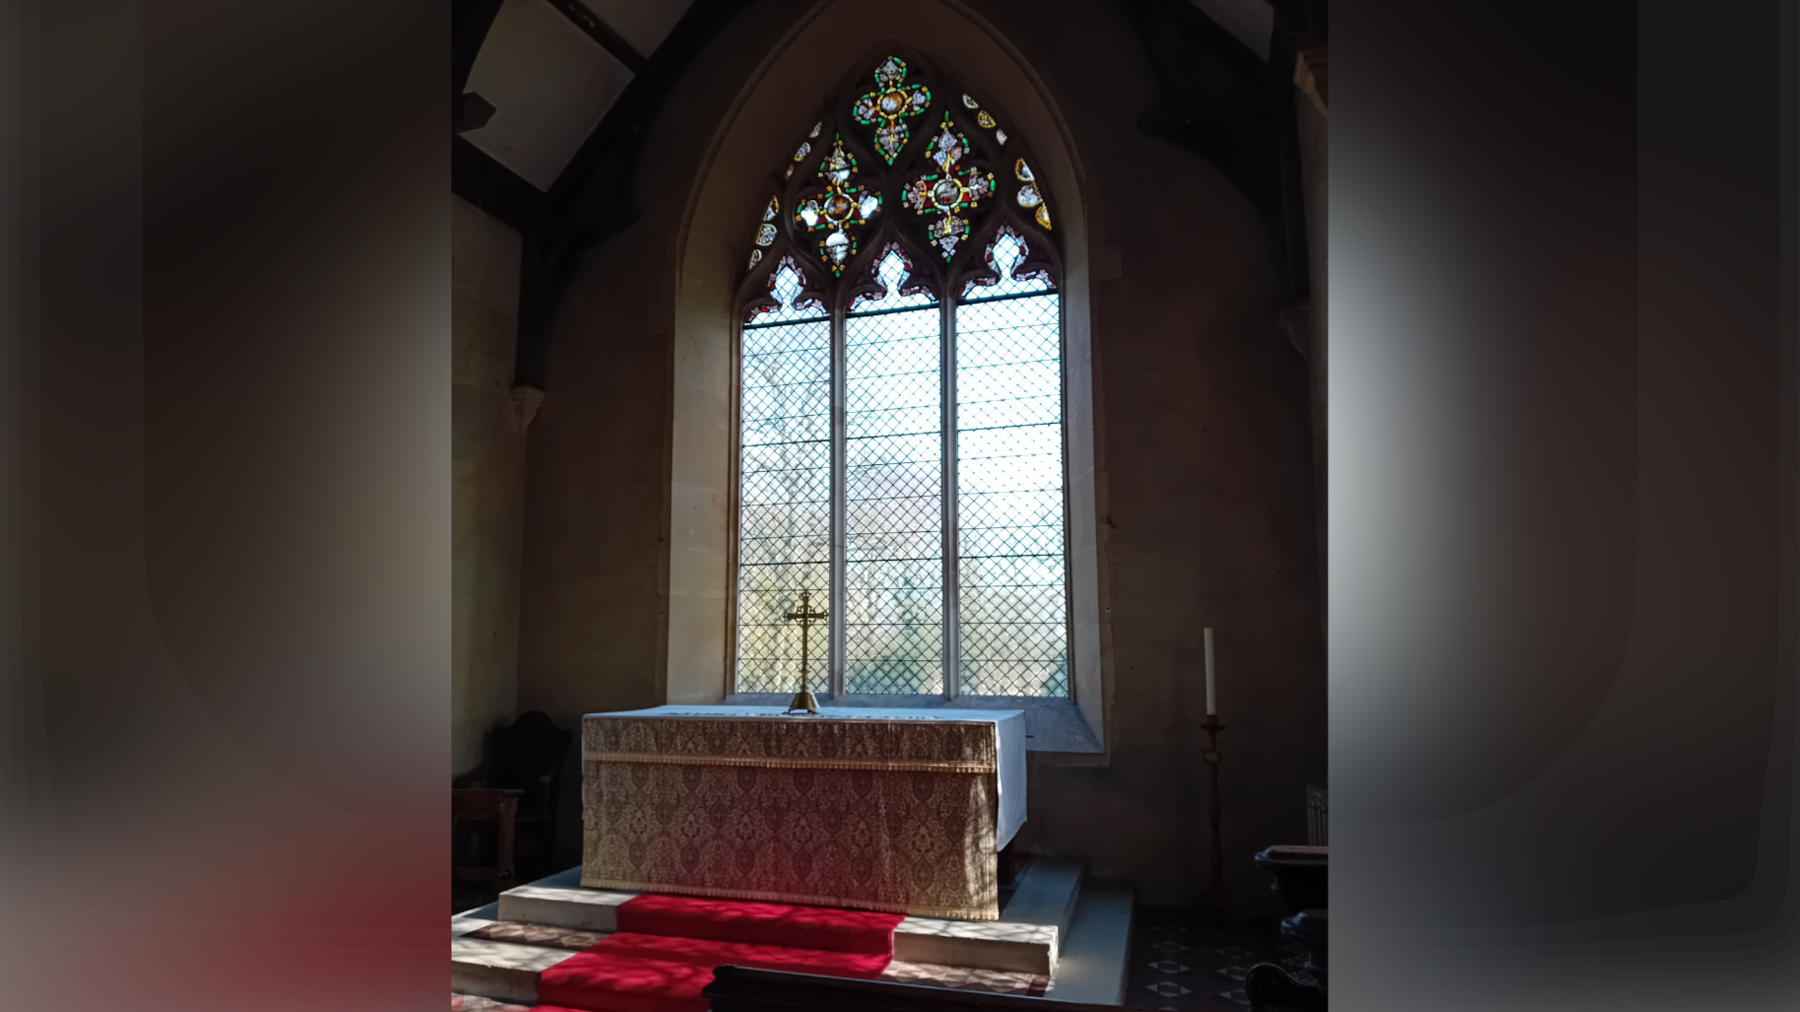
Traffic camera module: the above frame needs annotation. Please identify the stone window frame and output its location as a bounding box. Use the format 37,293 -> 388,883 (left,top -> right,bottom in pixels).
664,10 -> 1107,755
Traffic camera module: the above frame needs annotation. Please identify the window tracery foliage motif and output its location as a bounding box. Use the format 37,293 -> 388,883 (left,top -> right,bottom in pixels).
739,53 -> 1058,300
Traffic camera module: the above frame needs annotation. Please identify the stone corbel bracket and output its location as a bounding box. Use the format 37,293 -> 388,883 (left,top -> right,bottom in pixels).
510,384 -> 545,434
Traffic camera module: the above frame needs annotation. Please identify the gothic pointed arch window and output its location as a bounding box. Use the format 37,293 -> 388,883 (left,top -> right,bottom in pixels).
734,54 -> 1067,703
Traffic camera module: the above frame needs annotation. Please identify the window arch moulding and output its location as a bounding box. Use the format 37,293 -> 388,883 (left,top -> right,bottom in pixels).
669,30 -> 1104,756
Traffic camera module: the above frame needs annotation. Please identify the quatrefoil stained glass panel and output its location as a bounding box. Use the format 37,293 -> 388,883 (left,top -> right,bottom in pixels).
794,138 -> 880,274
852,56 -> 932,164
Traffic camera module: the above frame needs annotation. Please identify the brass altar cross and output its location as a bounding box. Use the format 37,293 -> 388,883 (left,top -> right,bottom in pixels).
783,590 -> 827,714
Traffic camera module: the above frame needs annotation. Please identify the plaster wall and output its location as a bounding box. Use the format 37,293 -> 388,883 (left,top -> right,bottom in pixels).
517,0 -> 1324,908
986,3 -> 1324,908
452,195 -> 526,775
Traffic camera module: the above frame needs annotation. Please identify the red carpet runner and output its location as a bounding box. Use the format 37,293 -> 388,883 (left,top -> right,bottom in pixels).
532,894 -> 906,1012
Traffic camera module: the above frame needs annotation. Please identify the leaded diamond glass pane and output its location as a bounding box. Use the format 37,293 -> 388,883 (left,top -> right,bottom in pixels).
843,257 -> 943,694
737,300 -> 833,693
956,290 -> 1069,697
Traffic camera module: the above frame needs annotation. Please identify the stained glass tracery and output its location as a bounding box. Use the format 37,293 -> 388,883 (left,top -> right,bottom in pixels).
746,56 -> 1052,279
1014,159 -> 1051,230
852,57 -> 932,164
794,137 -> 881,274
961,226 -> 1055,301
960,93 -> 1007,144
786,122 -> 823,180
746,197 -> 781,270
735,58 -> 1068,702
901,115 -> 995,259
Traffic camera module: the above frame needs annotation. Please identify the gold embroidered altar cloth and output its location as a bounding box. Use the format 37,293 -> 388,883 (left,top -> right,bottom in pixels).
581,706 -> 1026,920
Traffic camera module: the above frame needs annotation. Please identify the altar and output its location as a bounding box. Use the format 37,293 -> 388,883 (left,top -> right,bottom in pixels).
580,706 -> 1026,920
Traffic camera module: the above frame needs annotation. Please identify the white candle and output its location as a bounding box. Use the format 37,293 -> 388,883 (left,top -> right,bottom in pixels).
1204,627 -> 1216,715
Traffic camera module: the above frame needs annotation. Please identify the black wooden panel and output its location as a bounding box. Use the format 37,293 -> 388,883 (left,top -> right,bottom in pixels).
701,966 -> 1120,1012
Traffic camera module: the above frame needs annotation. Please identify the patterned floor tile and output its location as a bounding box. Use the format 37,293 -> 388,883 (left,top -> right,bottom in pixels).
1145,959 -> 1191,974
1123,911 -> 1287,1012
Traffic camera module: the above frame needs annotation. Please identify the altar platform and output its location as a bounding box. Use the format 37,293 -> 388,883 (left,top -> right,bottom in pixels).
451,706 -> 1136,1008
581,706 -> 1028,921
451,857 -> 1135,1007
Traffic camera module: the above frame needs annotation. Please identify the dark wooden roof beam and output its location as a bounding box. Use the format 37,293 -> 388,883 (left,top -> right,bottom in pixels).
545,0 -> 649,74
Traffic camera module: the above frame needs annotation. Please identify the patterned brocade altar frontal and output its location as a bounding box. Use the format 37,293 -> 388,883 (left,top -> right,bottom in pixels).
582,707 -> 1024,921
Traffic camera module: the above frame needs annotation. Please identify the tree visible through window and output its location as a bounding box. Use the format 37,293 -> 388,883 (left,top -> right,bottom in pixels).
735,55 -> 1066,701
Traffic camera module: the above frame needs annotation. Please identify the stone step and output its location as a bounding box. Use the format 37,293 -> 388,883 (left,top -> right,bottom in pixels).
488,859 -> 1082,976
451,915 -> 492,938
453,940 -> 1053,1007
890,856 -> 1082,975
449,932 -> 576,1007
452,867 -> 1120,1006
890,914 -> 1057,975
998,856 -> 1084,942
1040,880 -> 1135,1005
497,882 -> 635,932
453,920 -> 1055,1003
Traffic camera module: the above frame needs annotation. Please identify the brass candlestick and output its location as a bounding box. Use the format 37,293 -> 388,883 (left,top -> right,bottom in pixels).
783,591 -> 826,714
1193,713 -> 1232,925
